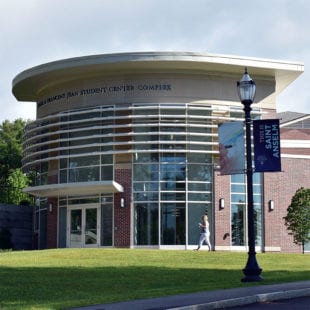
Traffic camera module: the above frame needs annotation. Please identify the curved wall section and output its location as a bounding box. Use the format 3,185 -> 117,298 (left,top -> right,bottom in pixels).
13,52 -> 303,250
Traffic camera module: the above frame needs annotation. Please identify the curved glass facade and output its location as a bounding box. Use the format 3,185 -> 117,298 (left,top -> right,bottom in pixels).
23,102 -> 263,248
13,52 -> 305,252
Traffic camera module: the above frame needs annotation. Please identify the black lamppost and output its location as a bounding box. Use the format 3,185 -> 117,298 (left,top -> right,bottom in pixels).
237,68 -> 263,282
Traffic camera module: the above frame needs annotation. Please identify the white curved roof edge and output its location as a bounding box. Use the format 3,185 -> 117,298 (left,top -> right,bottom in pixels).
12,51 -> 304,101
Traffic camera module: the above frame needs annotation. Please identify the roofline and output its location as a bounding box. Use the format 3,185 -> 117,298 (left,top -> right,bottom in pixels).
280,114 -> 310,127
12,51 -> 304,102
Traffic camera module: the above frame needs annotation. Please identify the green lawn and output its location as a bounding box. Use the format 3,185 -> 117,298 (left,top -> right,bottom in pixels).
0,249 -> 309,309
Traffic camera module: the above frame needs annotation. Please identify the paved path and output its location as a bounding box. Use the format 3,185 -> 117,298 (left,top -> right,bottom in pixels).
69,280 -> 310,310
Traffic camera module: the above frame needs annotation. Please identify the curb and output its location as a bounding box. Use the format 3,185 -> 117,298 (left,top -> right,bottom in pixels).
169,288 -> 310,309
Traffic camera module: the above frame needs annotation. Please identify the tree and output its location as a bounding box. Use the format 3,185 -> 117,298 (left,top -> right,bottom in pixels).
4,168 -> 31,205
284,187 -> 310,253
0,119 -> 32,204
0,119 -> 26,182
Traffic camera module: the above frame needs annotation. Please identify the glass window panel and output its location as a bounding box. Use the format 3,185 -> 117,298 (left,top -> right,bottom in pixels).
231,204 -> 245,246
188,182 -> 211,191
187,153 -> 211,163
58,207 -> 67,248
134,182 -> 158,191
188,164 -> 211,182
60,158 -> 67,169
160,133 -> 185,141
231,174 -> 245,183
70,209 -> 82,246
60,170 -> 67,183
134,192 -> 158,201
134,164 -> 159,181
134,153 -> 158,163
188,108 -> 211,116
101,155 -> 113,164
85,208 -> 97,245
134,108 -> 159,116
135,133 -> 158,141
101,145 -> 113,152
135,143 -> 158,151
69,146 -> 99,154
188,144 -> 212,151
101,166 -> 113,180
101,128 -> 113,135
70,138 -> 101,145
253,195 -> 262,204
253,173 -> 262,184
188,203 -> 209,244
188,126 -> 212,133
134,203 -> 159,245
161,192 -> 185,201
188,192 -> 211,202
160,108 -> 185,115
101,203 -> 113,246
69,167 -> 99,182
160,182 -> 185,191
60,141 -> 69,147
254,205 -> 262,246
188,135 -> 212,142
67,196 -> 99,205
231,193 -> 246,204
101,137 -> 113,143
231,184 -> 246,192
253,185 -> 262,194
161,203 -> 185,245
70,129 -> 99,137
102,110 -> 114,117
70,156 -> 99,167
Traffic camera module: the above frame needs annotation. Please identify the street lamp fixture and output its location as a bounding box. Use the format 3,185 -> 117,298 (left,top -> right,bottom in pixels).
237,68 -> 263,282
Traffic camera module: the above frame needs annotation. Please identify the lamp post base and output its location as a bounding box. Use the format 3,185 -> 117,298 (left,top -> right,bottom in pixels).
241,254 -> 263,282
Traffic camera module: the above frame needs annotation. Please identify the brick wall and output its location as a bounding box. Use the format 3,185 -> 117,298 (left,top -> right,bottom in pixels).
114,168 -> 132,247
264,157 -> 310,253
214,172 -> 231,248
46,197 -> 58,248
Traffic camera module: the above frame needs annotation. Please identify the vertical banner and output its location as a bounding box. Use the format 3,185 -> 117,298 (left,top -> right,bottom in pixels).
253,119 -> 281,172
218,122 -> 245,175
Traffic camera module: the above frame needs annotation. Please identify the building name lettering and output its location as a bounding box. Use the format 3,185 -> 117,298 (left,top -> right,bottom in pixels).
38,83 -> 172,108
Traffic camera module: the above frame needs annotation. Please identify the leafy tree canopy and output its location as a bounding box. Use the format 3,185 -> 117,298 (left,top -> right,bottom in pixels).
0,119 -> 32,204
0,119 -> 27,181
284,187 -> 310,253
5,168 -> 31,205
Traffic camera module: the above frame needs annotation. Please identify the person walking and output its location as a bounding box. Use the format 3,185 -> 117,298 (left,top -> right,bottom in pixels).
195,215 -> 212,251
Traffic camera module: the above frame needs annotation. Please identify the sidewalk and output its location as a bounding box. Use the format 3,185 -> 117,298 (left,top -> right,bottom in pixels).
70,280 -> 310,310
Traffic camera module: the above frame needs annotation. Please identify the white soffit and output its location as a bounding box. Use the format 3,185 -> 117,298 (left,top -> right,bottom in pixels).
12,52 -> 304,101
23,181 -> 124,197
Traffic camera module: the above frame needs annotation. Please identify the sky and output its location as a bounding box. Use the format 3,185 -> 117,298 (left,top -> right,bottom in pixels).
1,0 -> 310,123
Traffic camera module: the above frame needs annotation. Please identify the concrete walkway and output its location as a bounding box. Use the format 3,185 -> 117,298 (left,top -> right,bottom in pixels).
69,280 -> 310,310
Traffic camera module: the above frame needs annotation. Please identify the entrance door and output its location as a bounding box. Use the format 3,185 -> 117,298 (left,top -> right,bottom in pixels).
68,206 -> 100,247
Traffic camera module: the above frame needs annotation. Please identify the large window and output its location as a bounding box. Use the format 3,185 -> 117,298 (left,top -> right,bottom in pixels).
133,104 -> 214,246
230,173 -> 263,247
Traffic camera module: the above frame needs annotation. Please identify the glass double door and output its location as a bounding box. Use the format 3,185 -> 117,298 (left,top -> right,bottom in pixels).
68,205 -> 100,247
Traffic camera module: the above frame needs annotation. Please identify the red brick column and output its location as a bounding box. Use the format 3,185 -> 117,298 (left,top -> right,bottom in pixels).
214,172 -> 231,249
46,197 -> 58,248
114,168 -> 132,247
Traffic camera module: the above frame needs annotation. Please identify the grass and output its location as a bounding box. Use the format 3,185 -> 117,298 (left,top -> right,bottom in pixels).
0,249 -> 309,309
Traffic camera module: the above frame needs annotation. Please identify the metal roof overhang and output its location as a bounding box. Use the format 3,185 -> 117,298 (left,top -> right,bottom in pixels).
23,181 -> 124,197
12,51 -> 304,102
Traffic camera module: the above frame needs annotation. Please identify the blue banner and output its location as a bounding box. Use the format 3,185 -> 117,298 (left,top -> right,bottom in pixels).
253,119 -> 281,172
218,122 -> 245,175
